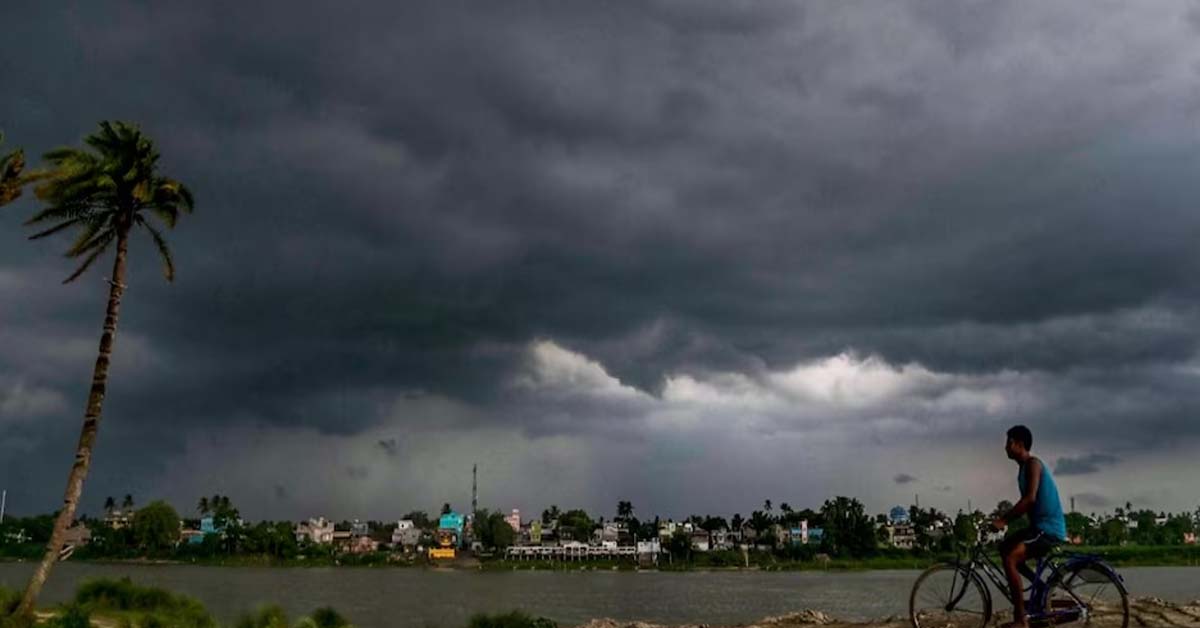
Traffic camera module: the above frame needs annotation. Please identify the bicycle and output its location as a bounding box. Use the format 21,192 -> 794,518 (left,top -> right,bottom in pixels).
909,528 -> 1129,628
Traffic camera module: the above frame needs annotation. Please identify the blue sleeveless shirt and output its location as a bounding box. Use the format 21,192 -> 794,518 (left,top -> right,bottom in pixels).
1018,457 -> 1067,541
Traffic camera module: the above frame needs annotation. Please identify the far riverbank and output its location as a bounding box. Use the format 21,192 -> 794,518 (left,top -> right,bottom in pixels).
2,562 -> 1198,628
5,543 -> 1197,570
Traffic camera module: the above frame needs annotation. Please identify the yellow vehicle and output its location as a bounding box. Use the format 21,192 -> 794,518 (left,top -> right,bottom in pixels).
429,528 -> 457,559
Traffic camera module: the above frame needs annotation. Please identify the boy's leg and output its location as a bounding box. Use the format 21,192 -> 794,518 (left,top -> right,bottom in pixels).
1001,539 -> 1030,628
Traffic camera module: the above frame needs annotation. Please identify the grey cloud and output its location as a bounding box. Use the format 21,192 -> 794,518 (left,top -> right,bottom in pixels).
893,473 -> 918,485
1072,492 -> 1111,509
1055,453 -> 1121,476
377,439 -> 399,457
2,1 -> 1200,517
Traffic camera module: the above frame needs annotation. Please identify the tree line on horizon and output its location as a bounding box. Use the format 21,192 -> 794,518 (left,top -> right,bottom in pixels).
3,491 -> 1197,566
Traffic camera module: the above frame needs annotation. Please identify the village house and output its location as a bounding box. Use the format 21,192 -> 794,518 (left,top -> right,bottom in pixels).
739,521 -> 758,546
710,527 -> 731,550
595,522 -> 619,548
884,523 -> 916,549
62,522 -> 91,547
295,517 -> 335,544
391,519 -> 421,549
537,521 -> 554,545
103,509 -> 132,530
332,530 -> 353,551
347,535 -> 378,554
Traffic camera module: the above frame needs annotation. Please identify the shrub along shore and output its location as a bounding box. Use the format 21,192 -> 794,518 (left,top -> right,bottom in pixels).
0,578 -> 354,628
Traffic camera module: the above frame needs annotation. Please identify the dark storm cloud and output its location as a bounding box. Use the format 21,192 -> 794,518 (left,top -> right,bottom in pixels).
377,439 -> 399,458
893,474 -> 918,485
1055,453 -> 1121,477
1072,492 -> 1112,509
3,1 -> 1200,516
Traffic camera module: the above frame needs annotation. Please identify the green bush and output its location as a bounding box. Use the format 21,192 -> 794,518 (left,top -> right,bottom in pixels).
0,586 -> 32,628
0,586 -> 18,617
234,605 -> 290,628
39,605 -> 90,628
307,607 -> 352,628
0,616 -> 31,628
73,577 -> 215,628
468,611 -> 557,628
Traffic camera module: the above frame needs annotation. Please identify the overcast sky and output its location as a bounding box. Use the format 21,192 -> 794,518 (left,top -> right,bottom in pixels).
2,1 -> 1199,523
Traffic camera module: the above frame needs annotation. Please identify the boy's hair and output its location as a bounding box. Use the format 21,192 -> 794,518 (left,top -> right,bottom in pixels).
1007,425 -> 1033,450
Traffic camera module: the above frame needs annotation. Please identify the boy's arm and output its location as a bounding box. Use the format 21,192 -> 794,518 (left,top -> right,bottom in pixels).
994,458 -> 1041,529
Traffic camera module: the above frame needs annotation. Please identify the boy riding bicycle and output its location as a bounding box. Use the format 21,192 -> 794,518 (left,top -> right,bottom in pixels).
990,425 -> 1068,628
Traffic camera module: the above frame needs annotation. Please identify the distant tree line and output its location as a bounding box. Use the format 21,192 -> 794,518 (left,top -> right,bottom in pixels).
1,494 -> 1196,564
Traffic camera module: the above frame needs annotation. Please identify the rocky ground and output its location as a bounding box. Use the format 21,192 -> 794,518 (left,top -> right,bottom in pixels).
574,597 -> 1200,628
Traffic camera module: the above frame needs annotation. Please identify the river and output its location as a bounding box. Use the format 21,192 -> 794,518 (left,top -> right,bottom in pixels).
1,564 -> 1196,628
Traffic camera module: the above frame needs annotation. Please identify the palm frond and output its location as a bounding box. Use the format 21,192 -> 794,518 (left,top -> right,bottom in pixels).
0,146 -> 26,207
66,219 -> 115,258
137,216 -> 175,281
62,229 -> 116,284
146,204 -> 178,228
23,201 -> 95,225
138,178 -> 194,229
28,217 -> 85,240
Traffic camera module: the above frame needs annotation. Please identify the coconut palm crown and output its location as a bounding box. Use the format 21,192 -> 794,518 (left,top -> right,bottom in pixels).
0,131 -> 27,206
26,120 -> 193,282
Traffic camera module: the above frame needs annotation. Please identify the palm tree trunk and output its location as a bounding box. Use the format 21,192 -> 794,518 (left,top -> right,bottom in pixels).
15,227 -> 130,618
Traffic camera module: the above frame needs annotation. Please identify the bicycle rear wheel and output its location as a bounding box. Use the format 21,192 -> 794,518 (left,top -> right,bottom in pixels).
910,563 -> 992,628
1044,562 -> 1128,628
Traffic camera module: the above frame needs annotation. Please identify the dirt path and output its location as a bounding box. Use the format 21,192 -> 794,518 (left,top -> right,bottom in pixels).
573,597 -> 1200,628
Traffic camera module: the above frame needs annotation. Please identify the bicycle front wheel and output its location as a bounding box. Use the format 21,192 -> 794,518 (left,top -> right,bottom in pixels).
909,563 -> 992,628
1044,562 -> 1129,628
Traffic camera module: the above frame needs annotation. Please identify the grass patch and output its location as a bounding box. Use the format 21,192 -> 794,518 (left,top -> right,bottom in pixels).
0,586 -> 19,617
73,577 -> 216,628
467,611 -> 557,628
1,581 -> 357,628
37,605 -> 89,628
234,605 -> 354,628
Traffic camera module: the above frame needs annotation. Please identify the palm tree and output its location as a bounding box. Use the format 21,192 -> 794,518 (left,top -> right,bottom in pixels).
10,121 -> 193,618
103,496 -> 115,514
197,497 -> 210,516
122,494 -> 135,512
1,131 -> 27,206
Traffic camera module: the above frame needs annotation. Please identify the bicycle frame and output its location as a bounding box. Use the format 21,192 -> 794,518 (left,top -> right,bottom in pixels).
927,533 -> 1128,627
946,539 -> 1073,621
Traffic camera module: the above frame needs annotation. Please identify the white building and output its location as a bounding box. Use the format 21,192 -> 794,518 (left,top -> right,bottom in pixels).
392,519 -> 421,548
505,509 -> 521,533
295,517 -> 335,544
636,539 -> 661,555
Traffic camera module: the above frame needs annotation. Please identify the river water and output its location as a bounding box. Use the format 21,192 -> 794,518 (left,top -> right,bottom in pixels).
1,563 -> 1196,628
